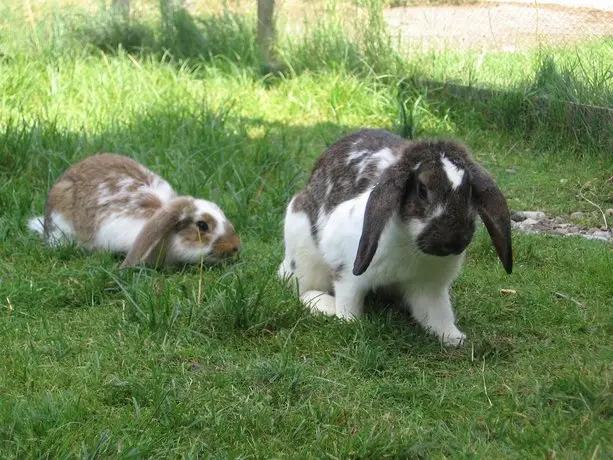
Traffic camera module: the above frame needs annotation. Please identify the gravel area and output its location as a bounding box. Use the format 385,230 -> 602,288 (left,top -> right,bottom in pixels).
384,1 -> 613,51
511,210 -> 613,243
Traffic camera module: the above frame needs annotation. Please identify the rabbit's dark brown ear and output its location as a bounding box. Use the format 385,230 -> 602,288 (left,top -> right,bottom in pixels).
120,198 -> 192,269
353,166 -> 411,276
468,162 -> 513,274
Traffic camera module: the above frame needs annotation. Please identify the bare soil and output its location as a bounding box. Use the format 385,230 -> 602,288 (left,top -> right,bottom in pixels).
383,1 -> 613,51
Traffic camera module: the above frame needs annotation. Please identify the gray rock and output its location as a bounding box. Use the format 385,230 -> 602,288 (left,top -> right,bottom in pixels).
583,234 -> 609,242
510,211 -> 526,222
520,218 -> 540,227
553,216 -> 566,224
512,211 -> 611,244
520,211 -> 547,221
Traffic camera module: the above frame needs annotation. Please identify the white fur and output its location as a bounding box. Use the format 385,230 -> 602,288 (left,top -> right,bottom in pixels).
166,233 -> 210,265
166,199 -> 229,264
29,212 -> 77,247
27,216 -> 44,235
325,182 -> 333,200
279,188 -> 467,346
94,215 -> 146,252
194,199 -> 227,235
441,155 -> 465,190
97,173 -> 176,208
372,147 -> 397,172
348,148 -> 399,183
148,175 -> 176,203
301,291 -> 336,316
97,184 -> 114,206
278,197 -> 333,294
347,149 -> 368,164
432,204 -> 445,218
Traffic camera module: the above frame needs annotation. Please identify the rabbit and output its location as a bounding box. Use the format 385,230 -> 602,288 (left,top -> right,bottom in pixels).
28,153 -> 241,268
278,128 -> 512,346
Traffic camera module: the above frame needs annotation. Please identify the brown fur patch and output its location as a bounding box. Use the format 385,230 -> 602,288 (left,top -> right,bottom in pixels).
212,222 -> 240,258
178,212 -> 216,246
138,194 -> 163,211
43,153 -> 170,244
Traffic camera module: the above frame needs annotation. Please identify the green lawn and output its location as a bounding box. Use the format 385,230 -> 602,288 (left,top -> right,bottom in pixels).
1,1 -> 612,458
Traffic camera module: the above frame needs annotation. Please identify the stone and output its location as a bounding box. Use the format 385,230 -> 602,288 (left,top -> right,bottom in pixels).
553,216 -> 566,224
592,230 -> 611,240
510,211 -> 526,222
520,218 -> 539,227
583,234 -> 609,242
570,211 -> 585,219
520,211 -> 546,220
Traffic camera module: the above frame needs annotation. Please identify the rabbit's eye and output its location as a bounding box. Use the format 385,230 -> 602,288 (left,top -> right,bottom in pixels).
197,221 -> 209,231
418,182 -> 428,202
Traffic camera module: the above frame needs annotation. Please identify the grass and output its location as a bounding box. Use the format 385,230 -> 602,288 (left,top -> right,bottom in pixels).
1,0 -> 612,458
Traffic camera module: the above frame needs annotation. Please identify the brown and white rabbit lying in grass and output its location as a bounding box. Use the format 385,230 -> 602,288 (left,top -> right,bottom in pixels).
28,153 -> 240,268
278,129 -> 512,346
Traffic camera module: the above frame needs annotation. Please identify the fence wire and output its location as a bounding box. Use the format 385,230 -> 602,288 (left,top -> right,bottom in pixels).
383,1 -> 613,52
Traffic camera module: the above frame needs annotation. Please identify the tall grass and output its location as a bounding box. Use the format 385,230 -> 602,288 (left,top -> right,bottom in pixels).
1,0 -> 611,154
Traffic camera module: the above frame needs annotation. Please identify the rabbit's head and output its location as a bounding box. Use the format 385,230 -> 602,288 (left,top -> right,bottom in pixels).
353,139 -> 512,276
120,197 -> 240,268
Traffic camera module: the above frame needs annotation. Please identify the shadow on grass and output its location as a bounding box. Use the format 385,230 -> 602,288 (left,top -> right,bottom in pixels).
398,73 -> 613,155
0,105 -> 356,249
14,0 -> 609,156
70,5 -> 613,154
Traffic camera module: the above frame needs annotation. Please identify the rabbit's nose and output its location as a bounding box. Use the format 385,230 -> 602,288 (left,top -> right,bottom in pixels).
212,234 -> 241,257
230,235 -> 241,253
445,235 -> 471,255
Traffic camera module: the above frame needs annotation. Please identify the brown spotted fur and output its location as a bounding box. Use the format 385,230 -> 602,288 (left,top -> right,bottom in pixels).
41,152 -> 241,268
43,153 -> 168,245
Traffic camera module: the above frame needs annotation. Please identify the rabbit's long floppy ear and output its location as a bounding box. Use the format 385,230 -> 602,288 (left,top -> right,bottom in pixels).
468,162 -> 513,274
353,165 -> 411,276
120,198 -> 192,269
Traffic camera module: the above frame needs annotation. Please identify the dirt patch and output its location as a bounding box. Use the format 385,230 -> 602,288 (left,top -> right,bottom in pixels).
383,2 -> 613,51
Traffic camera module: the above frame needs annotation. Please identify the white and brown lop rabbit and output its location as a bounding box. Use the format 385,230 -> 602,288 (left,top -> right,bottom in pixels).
278,129 -> 513,346
28,153 -> 241,268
